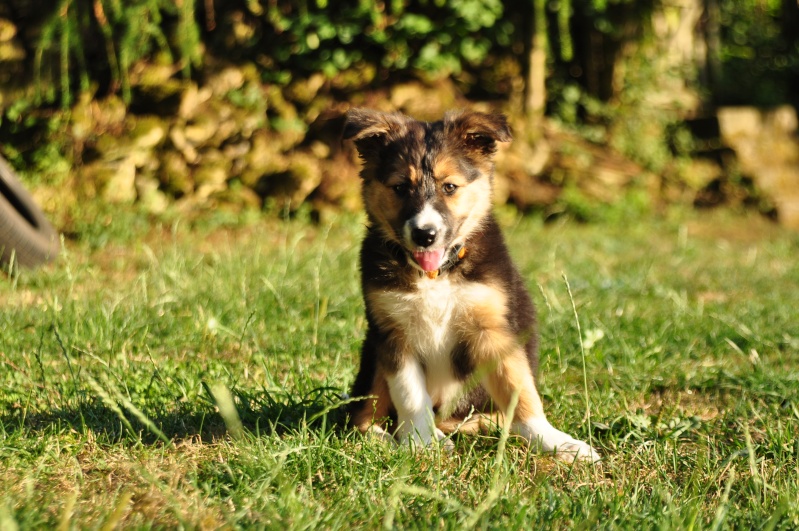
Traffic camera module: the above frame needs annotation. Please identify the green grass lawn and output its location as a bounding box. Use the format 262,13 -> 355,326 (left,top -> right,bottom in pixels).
1,207 -> 798,529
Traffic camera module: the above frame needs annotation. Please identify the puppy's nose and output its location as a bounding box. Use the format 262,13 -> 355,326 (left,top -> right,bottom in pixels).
411,226 -> 437,248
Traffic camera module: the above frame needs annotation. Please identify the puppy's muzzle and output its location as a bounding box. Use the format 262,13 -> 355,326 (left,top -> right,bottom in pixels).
411,226 -> 438,248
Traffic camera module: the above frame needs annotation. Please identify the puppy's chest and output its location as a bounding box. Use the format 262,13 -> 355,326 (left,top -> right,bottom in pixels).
370,276 -> 494,360
402,278 -> 458,357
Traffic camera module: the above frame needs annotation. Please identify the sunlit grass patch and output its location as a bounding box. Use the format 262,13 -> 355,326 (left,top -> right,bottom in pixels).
1,208 -> 798,528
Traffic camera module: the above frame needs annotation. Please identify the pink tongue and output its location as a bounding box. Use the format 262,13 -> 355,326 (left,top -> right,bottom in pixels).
413,249 -> 445,272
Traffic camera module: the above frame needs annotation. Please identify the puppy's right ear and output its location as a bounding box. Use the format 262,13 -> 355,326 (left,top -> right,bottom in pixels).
343,108 -> 408,161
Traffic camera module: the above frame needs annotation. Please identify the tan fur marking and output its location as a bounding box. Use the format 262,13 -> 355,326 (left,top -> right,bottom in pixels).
433,156 -> 467,186
453,283 -> 538,424
456,282 -> 516,364
352,368 -> 392,432
483,350 -> 546,421
449,176 -> 492,239
409,164 -> 422,185
362,180 -> 402,244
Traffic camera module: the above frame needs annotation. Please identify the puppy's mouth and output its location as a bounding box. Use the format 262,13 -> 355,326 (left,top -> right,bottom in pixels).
411,248 -> 445,273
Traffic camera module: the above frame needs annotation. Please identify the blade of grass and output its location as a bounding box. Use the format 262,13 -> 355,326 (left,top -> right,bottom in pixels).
563,274 -> 598,462
710,469 -> 736,531
99,490 -> 132,531
209,383 -> 245,439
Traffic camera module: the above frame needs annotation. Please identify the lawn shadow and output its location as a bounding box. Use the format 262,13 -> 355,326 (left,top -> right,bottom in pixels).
231,385 -> 352,436
0,385 -> 352,446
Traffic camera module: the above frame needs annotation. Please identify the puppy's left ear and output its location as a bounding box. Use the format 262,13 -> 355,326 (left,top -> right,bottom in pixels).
444,110 -> 512,156
343,108 -> 409,162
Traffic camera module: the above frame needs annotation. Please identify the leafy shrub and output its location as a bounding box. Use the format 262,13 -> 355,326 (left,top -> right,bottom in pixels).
34,0 -> 199,107
27,0 -> 518,107
231,0 -> 514,85
714,0 -> 799,105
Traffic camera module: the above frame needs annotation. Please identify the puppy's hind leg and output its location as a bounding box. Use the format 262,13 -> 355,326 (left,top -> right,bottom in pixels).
483,351 -> 600,463
351,367 -> 395,444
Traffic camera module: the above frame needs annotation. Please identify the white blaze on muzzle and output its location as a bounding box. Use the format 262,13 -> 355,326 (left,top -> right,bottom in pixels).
405,203 -> 447,273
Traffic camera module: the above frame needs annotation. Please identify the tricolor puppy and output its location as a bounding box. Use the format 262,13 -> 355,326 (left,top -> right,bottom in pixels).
344,108 -> 599,462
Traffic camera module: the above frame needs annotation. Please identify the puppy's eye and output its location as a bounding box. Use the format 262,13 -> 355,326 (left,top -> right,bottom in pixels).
442,183 -> 458,195
393,183 -> 409,196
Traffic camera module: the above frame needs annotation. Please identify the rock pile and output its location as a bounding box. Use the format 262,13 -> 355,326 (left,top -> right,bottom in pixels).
717,106 -> 799,228
496,122 -> 652,215
0,17 -> 25,97
74,62 -> 361,215
5,41 -> 797,227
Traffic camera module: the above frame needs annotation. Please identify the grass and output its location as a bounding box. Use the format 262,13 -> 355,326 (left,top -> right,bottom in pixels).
1,206 -> 798,529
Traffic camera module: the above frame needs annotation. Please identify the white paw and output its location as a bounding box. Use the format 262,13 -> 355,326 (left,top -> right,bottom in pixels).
553,438 -> 601,463
364,424 -> 396,445
514,417 -> 601,463
397,425 -> 453,452
435,427 -> 455,452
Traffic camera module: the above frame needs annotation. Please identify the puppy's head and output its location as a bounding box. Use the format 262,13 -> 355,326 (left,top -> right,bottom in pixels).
344,108 -> 511,273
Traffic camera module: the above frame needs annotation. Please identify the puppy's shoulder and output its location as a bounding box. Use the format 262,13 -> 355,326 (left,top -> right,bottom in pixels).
459,216 -> 536,330
460,216 -> 518,282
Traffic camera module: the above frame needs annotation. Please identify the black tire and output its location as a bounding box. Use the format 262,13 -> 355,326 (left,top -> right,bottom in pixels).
0,153 -> 60,269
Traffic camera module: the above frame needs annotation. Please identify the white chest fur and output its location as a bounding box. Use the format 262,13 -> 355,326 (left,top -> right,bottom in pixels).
373,276 -> 457,359
370,276 -> 500,407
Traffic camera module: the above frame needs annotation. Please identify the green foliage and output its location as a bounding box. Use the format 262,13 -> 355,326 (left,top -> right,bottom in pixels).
34,0 -> 200,107
15,0 -> 798,116
25,0 -> 517,106
255,0 -> 511,84
715,0 -> 799,105
558,185 -> 651,223
0,102 -> 72,185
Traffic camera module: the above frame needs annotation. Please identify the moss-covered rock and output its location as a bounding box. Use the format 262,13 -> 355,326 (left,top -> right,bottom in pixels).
169,126 -> 200,164
0,18 -> 17,42
136,174 -> 169,214
717,106 -> 799,227
241,130 -> 288,187
390,80 -> 462,122
286,73 -> 326,105
159,151 -> 193,197
129,61 -> 185,101
83,157 -> 138,204
194,149 -> 232,200
178,83 -> 213,120
255,151 -> 322,210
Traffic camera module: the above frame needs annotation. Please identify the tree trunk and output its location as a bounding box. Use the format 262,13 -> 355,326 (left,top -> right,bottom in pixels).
525,0 -> 547,126
704,0 -> 722,93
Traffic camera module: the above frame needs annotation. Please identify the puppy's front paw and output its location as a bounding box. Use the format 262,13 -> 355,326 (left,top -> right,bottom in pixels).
553,438 -> 601,463
515,418 -> 601,463
364,424 -> 396,445
398,426 -> 453,452
435,427 -> 455,452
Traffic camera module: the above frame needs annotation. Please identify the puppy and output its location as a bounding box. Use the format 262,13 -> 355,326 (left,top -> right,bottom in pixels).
343,108 -> 599,462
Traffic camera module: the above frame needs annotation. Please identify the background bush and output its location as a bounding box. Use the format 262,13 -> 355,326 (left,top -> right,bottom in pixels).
0,0 -> 797,222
